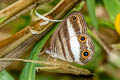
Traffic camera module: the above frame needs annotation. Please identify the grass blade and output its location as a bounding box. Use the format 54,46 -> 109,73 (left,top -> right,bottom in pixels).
86,0 -> 99,29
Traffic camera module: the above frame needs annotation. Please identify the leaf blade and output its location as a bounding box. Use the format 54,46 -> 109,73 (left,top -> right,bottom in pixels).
103,0 -> 120,22
0,70 -> 14,80
86,0 -> 99,29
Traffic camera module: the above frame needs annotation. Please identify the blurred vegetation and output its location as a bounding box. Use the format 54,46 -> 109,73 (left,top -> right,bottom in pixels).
0,0 -> 120,80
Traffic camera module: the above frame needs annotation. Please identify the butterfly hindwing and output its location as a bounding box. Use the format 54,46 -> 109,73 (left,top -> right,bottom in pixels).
47,11 -> 94,64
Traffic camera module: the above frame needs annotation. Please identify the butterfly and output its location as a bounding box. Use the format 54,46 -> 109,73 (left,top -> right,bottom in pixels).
46,11 -> 94,65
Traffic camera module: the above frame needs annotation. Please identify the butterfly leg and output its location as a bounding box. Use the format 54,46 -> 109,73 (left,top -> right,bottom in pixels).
45,47 -> 58,62
53,47 -> 58,62
46,49 -> 52,61
39,50 -> 45,55
47,54 -> 51,61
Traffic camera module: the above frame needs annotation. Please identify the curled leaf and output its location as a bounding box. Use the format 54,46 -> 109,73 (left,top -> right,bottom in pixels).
35,10 -> 63,22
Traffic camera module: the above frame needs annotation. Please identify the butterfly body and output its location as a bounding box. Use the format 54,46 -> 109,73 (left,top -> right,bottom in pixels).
46,11 -> 94,64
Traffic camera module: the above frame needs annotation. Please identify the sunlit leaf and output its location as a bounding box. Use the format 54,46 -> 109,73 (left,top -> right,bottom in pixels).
0,70 -> 14,80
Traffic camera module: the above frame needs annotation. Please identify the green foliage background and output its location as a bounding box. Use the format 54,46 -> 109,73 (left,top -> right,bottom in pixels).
0,0 -> 120,80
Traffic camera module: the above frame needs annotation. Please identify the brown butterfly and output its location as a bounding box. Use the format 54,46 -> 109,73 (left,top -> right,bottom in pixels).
46,11 -> 94,65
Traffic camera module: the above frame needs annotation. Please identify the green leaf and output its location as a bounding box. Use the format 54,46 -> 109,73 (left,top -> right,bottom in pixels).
0,70 -> 14,80
12,15 -> 31,33
103,0 -> 120,22
70,1 -> 85,13
0,17 -> 6,24
98,19 -> 114,29
66,1 -> 85,16
85,16 -> 114,29
49,0 -> 60,6
86,0 -> 99,29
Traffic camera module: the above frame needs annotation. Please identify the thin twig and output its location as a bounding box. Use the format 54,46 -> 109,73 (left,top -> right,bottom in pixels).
0,58 -> 92,75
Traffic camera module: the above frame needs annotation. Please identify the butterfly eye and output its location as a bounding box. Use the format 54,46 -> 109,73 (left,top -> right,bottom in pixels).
78,36 -> 86,42
81,50 -> 90,59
